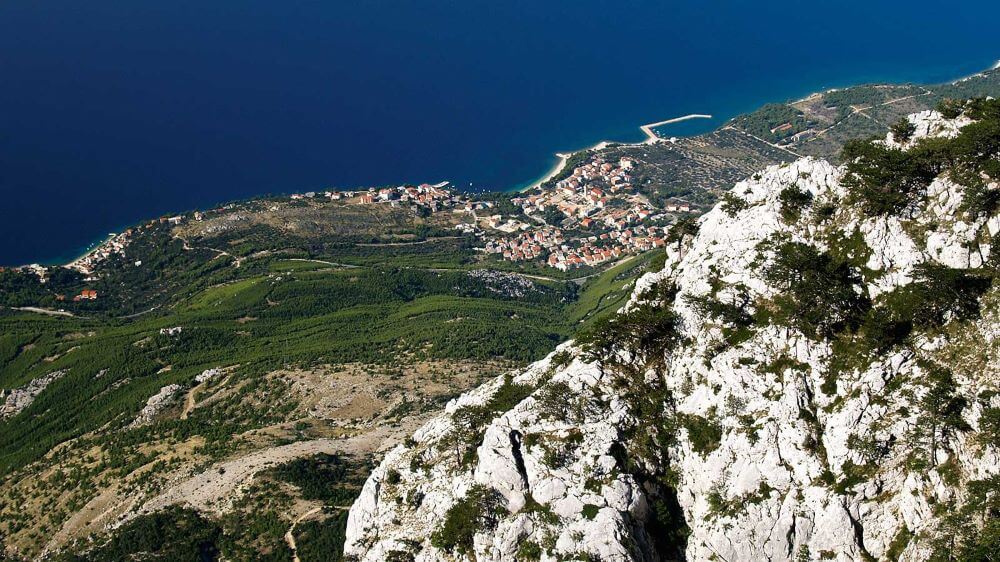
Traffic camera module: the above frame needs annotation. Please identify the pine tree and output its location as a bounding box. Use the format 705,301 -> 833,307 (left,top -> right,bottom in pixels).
912,364 -> 969,467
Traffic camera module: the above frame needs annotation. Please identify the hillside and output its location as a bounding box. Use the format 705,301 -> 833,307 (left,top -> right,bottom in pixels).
0,251 -> 657,559
543,66 -> 1000,213
343,101 -> 1000,561
2,70 -> 999,562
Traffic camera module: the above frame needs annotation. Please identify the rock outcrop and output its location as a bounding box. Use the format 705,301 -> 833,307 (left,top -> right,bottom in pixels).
1,370 -> 67,419
344,108 -> 1000,561
129,384 -> 184,427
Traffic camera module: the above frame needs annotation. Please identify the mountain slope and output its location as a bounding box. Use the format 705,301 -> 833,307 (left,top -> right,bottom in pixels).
343,103 -> 1000,561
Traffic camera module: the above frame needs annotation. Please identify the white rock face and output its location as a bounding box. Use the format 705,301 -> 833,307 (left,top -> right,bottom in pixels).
130,384 -> 184,427
344,112 -> 1000,561
885,110 -> 972,148
0,370 -> 67,419
196,367 -> 222,383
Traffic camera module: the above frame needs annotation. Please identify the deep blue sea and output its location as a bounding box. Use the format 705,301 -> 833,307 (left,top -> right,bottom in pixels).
1,0 -> 998,266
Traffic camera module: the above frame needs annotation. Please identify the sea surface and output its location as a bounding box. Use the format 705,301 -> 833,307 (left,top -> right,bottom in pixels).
1,0 -> 998,265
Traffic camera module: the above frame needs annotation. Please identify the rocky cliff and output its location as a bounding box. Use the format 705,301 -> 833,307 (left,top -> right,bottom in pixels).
343,104 -> 1000,561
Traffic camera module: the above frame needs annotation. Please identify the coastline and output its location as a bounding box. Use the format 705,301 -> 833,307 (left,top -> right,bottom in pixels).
639,114 -> 713,142
518,152 -> 573,193
513,58 -> 998,195
65,233 -> 118,271
33,231 -> 121,270
517,114 -> 713,192
8,61 -> 999,269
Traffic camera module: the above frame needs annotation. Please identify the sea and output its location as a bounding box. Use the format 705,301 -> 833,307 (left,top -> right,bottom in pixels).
1,0 -> 998,266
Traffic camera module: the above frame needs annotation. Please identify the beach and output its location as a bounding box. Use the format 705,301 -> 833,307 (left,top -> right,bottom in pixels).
518,114 -> 713,192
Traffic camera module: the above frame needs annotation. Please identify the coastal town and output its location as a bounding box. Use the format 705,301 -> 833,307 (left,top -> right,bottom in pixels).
255,153 -> 695,271
482,156 -> 685,270
8,152 -> 699,286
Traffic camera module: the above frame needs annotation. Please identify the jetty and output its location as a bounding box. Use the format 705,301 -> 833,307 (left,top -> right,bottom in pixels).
639,114 -> 713,142
520,113 -> 713,191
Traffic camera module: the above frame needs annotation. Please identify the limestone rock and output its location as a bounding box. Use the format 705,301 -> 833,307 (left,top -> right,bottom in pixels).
344,110 -> 1000,561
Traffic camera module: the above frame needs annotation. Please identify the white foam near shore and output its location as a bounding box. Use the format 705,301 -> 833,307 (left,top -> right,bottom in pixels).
519,114 -> 712,191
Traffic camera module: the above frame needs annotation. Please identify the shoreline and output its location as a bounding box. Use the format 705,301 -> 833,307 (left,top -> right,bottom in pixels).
65,233 -> 118,272
512,58 -> 998,194
639,114 -> 713,142
517,114 -> 713,192
7,61 -> 998,269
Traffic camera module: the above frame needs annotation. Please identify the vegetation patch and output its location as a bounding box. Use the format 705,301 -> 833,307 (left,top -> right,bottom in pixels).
760,239 -> 870,339
271,453 -> 371,504
778,185 -> 814,223
577,281 -> 682,373
721,193 -> 750,217
57,506 -> 222,562
842,97 -> 1000,217
680,413 -> 723,455
445,374 -> 535,467
293,511 -> 352,562
431,485 -> 505,556
706,481 -> 774,520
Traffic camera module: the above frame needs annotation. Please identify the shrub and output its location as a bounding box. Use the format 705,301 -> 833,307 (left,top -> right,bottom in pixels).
680,414 -> 723,455
778,185 -> 813,223
936,98 -> 964,119
927,475 -> 1000,561
959,180 -> 1000,219
550,350 -> 573,369
964,96 -> 1000,121
978,407 -> 1000,448
857,305 -> 913,353
813,202 -> 837,222
763,240 -> 870,338
721,193 -> 749,217
890,118 -> 917,143
486,374 -> 535,413
686,289 -> 755,348
577,282 -> 682,372
516,540 -> 543,560
843,98 -> 1000,217
882,264 -> 992,329
431,485 -> 505,555
705,481 -> 773,519
825,228 -> 874,273
841,139 -> 939,215
909,363 -> 970,468
686,290 -> 752,329
535,381 -> 586,422
885,526 -> 913,562
666,216 -> 700,253
385,469 -> 401,485
581,504 -> 600,520
445,375 -> 534,467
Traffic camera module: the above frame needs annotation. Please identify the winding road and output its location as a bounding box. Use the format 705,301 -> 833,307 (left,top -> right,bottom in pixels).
285,506 -> 322,562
